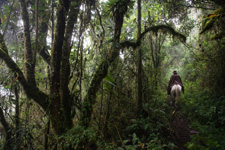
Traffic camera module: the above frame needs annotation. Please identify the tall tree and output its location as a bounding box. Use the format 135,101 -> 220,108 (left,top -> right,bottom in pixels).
0,0 -> 82,136
81,0 -> 132,128
0,102 -> 12,150
137,0 -> 142,111
0,0 -> 186,142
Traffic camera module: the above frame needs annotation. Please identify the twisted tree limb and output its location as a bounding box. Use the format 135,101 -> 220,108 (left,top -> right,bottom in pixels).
120,25 -> 186,49
0,33 -> 49,111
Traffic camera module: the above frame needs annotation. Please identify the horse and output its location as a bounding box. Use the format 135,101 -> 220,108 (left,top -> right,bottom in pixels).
170,84 -> 182,106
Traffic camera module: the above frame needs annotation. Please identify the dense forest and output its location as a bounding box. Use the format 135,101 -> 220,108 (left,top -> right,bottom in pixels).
0,0 -> 225,149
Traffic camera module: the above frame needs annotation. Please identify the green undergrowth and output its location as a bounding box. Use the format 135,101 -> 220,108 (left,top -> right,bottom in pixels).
57,82 -> 225,149
58,93 -> 177,149
117,99 -> 175,150
181,82 -> 225,150
58,125 -> 98,149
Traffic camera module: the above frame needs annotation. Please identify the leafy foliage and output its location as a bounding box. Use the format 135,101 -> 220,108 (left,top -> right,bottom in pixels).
182,88 -> 225,149
58,125 -> 98,149
0,0 -> 225,149
200,7 -> 225,36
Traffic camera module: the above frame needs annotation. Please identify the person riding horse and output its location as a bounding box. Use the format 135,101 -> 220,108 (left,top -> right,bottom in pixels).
167,70 -> 184,96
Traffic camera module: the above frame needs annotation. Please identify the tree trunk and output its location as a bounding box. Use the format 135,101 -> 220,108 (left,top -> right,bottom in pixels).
0,32 -> 49,110
81,0 -> 131,128
49,0 -> 72,135
0,0 -> 82,137
137,0 -> 143,112
103,93 -> 111,139
44,120 -> 50,150
0,103 -> 12,150
19,0 -> 36,85
34,0 -> 39,67
15,83 -> 20,148
49,0 -> 82,135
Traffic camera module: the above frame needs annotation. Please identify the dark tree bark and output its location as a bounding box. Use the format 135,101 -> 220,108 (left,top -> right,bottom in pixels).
59,0 -> 81,133
15,82 -> 20,148
79,37 -> 83,101
49,0 -> 71,135
0,34 -> 49,110
103,94 -> 111,139
0,103 -> 12,150
0,0 -> 82,136
48,0 -> 81,135
19,0 -> 36,86
137,0 -> 143,112
34,0 -> 39,67
44,120 -> 50,150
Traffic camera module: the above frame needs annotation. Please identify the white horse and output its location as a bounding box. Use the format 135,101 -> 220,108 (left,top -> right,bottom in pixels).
171,84 -> 182,106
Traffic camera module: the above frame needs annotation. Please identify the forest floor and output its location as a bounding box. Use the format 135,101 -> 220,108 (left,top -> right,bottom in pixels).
163,100 -> 196,150
170,110 -> 191,150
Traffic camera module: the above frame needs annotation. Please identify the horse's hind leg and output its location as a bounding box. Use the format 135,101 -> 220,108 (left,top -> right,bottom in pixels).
172,99 -> 175,106
171,93 -> 176,106
176,89 -> 180,103
175,87 -> 182,109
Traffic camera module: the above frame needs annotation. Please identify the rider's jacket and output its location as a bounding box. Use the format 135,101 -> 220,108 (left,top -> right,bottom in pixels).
167,73 -> 184,95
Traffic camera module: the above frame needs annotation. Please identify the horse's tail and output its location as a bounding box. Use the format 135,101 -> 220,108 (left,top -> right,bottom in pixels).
175,84 -> 182,101
171,84 -> 182,98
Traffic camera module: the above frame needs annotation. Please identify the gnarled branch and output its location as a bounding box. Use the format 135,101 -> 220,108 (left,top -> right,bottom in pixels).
0,33 -> 49,110
120,25 -> 186,49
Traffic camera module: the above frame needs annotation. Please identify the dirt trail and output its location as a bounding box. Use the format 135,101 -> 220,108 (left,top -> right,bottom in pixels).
169,110 -> 191,150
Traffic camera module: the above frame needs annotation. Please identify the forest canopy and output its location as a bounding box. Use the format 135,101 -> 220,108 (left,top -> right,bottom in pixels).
0,0 -> 225,149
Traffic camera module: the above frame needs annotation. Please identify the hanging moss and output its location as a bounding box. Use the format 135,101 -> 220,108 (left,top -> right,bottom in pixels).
120,25 -> 186,49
